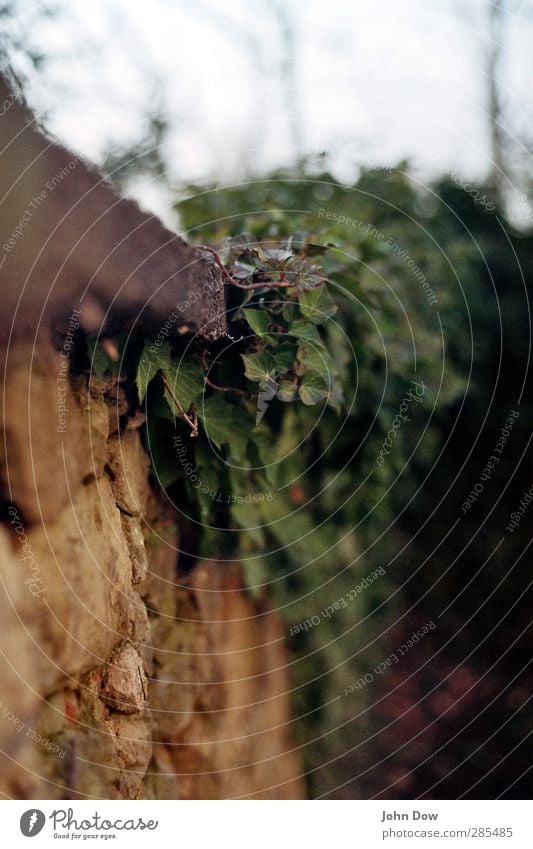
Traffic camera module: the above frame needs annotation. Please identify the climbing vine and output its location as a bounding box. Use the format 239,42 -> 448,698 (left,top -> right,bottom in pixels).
86,233 -> 353,561
137,235 -> 344,428
84,167 -> 455,583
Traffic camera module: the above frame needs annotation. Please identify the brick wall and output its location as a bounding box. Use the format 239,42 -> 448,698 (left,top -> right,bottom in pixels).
0,339 -> 304,800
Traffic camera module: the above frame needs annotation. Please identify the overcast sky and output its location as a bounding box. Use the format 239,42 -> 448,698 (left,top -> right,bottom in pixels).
4,0 -> 533,221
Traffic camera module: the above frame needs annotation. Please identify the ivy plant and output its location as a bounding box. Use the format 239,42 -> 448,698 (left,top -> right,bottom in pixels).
136,236 -> 343,428
86,234 -> 347,559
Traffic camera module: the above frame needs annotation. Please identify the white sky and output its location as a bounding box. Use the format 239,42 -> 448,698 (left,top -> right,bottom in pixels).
4,0 -> 533,221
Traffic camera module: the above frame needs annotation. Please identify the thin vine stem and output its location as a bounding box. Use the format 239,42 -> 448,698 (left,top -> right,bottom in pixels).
199,350 -> 255,398
204,374 -> 251,397
198,245 -> 294,290
160,371 -> 199,437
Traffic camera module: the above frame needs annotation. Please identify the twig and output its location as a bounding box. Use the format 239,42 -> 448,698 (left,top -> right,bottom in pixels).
204,374 -> 251,397
160,372 -> 199,437
198,245 -> 294,290
198,349 -> 252,398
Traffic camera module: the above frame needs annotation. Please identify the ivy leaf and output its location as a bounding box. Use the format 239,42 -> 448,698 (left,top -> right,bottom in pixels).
277,380 -> 298,402
272,342 -> 296,374
282,301 -> 300,322
298,275 -> 324,291
263,248 -> 293,265
288,319 -> 325,347
299,372 -> 330,406
137,343 -> 172,403
244,309 -> 270,337
231,260 -> 256,279
299,285 -> 337,323
241,351 -> 277,382
164,359 -> 205,413
296,344 -> 332,381
198,394 -> 236,448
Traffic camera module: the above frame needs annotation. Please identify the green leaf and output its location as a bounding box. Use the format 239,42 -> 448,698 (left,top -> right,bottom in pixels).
282,301 -> 300,322
164,359 -> 205,413
299,285 -> 337,323
244,309 -> 270,337
241,351 -> 277,382
277,380 -> 298,402
136,342 -> 172,403
272,342 -> 296,374
198,394 -> 236,448
299,372 -> 330,406
296,344 -> 334,381
288,319 -> 325,347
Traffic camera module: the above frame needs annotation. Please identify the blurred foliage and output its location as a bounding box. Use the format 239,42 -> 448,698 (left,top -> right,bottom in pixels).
76,153 -> 533,799
171,161 -> 532,799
